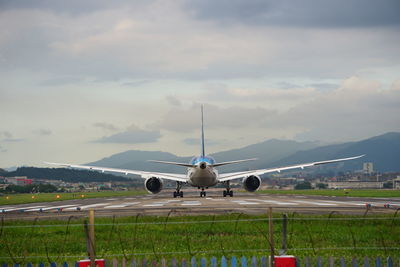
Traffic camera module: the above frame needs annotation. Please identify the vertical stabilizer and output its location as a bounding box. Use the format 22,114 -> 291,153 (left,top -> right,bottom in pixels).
201,105 -> 205,157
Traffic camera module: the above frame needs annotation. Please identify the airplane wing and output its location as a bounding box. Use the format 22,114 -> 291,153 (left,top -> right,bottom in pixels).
44,162 -> 188,182
217,155 -> 365,182
212,158 -> 258,167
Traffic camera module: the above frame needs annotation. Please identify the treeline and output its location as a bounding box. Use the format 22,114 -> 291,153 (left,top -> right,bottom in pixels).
1,184 -> 59,193
3,167 -> 131,183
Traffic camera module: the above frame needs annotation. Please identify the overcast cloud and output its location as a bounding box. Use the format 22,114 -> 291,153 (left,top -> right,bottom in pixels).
0,0 -> 399,167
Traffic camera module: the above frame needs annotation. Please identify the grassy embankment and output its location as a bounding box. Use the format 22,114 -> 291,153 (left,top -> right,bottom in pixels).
0,190 -> 147,205
0,213 -> 399,264
256,189 -> 400,198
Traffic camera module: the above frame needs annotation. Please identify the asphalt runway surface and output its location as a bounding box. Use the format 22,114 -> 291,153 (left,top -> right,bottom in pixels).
1,190 -> 399,219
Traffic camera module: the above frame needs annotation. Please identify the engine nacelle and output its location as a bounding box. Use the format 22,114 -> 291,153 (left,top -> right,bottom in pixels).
242,175 -> 261,192
145,177 -> 163,194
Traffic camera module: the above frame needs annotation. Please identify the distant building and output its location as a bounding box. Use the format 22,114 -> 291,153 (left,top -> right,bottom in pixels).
5,176 -> 33,185
394,176 -> 400,189
363,162 -> 374,174
327,181 -> 383,189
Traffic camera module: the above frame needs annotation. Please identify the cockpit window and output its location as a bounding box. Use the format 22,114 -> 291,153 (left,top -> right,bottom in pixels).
190,156 -> 216,165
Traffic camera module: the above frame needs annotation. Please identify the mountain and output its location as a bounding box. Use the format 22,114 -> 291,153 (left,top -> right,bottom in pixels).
271,132 -> 400,172
87,132 -> 400,174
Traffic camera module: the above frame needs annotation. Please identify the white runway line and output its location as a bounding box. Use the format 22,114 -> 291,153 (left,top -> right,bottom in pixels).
64,202 -> 112,210
259,200 -> 299,205
2,205 -> 46,212
231,200 -> 260,205
292,200 -> 337,206
181,201 -> 202,206
27,204 -> 77,211
143,203 -> 165,207
104,202 -> 141,208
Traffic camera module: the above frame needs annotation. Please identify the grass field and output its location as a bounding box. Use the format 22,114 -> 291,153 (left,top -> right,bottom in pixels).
256,189 -> 400,198
0,212 -> 399,264
0,190 -> 147,205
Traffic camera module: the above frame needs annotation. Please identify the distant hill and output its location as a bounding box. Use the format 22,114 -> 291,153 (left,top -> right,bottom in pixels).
87,132 -> 400,174
271,132 -> 400,172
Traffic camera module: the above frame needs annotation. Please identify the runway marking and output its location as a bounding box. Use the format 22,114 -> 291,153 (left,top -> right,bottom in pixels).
231,200 -> 260,205
2,206 -> 46,212
259,200 -> 299,205
64,203 -> 112,210
27,204 -> 77,211
143,203 -> 165,207
106,198 -> 117,200
104,202 -> 141,208
181,201 -> 201,206
292,200 -> 337,206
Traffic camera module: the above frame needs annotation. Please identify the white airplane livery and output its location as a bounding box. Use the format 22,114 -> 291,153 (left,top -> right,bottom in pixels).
46,106 -> 364,198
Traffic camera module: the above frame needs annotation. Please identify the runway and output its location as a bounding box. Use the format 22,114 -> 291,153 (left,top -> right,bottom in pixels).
1,190 -> 399,219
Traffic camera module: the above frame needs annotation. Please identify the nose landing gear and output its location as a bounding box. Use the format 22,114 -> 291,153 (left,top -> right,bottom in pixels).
200,188 -> 206,197
223,181 -> 233,197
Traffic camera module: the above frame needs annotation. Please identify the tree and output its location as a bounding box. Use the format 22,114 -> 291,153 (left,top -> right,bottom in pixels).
295,181 -> 312,190
316,183 -> 327,189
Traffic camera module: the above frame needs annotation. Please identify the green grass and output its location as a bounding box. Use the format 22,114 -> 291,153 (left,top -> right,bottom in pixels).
256,189 -> 400,198
0,190 -> 147,205
1,212 -> 399,264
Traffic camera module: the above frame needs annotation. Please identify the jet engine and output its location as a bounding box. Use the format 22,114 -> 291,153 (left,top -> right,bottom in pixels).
242,175 -> 261,192
145,177 -> 163,194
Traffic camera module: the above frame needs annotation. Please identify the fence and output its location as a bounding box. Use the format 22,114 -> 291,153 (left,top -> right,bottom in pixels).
1,210 -> 400,265
1,256 -> 399,267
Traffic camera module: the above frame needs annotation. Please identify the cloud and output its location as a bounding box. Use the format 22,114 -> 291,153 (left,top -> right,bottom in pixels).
0,131 -> 12,139
0,131 -> 23,142
0,145 -> 7,153
93,122 -> 119,131
165,95 -> 182,106
186,0 -> 400,28
94,125 -> 161,144
184,138 -> 220,146
33,128 -> 52,136
151,104 -> 277,132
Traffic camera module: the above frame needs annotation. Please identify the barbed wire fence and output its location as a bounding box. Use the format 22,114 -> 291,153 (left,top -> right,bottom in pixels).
1,208 -> 400,265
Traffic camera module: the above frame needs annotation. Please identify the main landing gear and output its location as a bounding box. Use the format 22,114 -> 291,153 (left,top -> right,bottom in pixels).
173,182 -> 183,198
223,181 -> 233,197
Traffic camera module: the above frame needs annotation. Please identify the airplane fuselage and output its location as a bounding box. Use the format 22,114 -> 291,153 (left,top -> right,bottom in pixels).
187,156 -> 218,187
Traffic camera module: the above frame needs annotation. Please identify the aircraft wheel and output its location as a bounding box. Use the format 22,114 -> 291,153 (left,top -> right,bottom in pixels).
173,192 -> 177,198
180,191 -> 183,198
229,190 -> 233,197
223,190 -> 227,197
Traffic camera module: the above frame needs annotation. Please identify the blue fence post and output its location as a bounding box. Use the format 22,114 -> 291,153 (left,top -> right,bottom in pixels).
132,258 -> 137,267
51,262 -> 57,267
340,257 -> 345,267
142,258 -> 147,267
251,256 -> 257,267
305,256 -> 310,267
387,257 -> 393,267
231,256 -> 237,267
211,257 -> 217,267
351,257 -> 357,267
317,256 -> 322,267
375,257 -> 381,267
191,257 -> 196,267
363,257 -> 369,267
200,258 -> 206,267
63,262 -> 68,267
75,261 -> 79,267
26,263 -> 33,267
221,256 -> 227,267
12,264 -> 19,267
260,256 -> 267,267
2,264 -> 7,267
39,263 -> 45,267
241,256 -> 246,267
182,258 -> 187,267
171,258 -> 177,267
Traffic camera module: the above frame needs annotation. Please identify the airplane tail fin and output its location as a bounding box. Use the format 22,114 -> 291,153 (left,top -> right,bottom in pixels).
201,105 -> 205,157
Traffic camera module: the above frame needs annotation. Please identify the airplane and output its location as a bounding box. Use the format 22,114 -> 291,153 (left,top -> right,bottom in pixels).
45,106 -> 364,198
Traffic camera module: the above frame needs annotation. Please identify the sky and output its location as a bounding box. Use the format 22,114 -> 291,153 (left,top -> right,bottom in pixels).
1,0 -> 400,168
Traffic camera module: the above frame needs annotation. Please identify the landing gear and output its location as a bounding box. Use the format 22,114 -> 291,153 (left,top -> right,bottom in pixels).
173,182 -> 184,198
223,181 -> 233,197
200,188 -> 206,197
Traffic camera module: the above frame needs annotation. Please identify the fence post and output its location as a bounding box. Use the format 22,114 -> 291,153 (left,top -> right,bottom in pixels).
132,258 -> 137,267
339,257 -> 345,267
351,257 -> 357,267
328,257 -> 334,267
231,256 -> 237,267
191,257 -> 196,267
363,257 -> 369,267
200,258 -> 206,267
171,258 -> 177,267
375,257 -> 381,267
269,207 -> 274,267
317,256 -> 322,267
260,256 -> 267,267
211,257 -> 217,267
304,256 -> 310,267
251,256 -> 257,267
221,256 -> 227,267
281,214 -> 288,255
387,257 -> 393,267
241,256 -> 246,267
